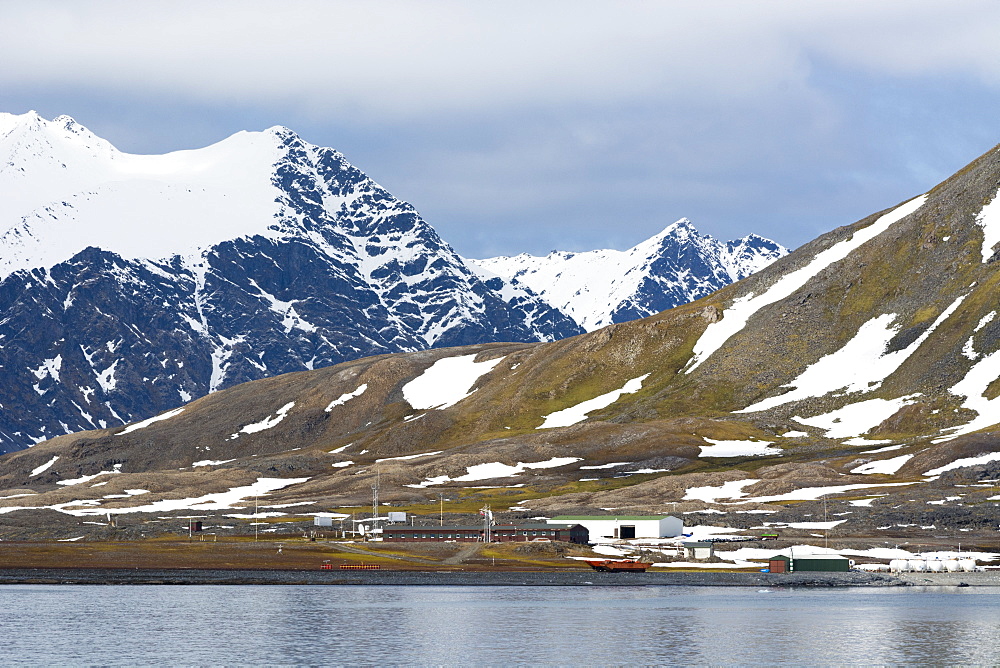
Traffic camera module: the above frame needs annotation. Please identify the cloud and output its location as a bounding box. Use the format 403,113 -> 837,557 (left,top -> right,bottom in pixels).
3,1 -> 999,121
3,1 -> 1000,258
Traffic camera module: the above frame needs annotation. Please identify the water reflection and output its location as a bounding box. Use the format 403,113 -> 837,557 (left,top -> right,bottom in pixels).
0,585 -> 997,665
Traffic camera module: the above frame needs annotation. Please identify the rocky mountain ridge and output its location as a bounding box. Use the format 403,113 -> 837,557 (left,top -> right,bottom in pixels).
0,112 -> 782,453
468,219 -> 787,331
0,112 -> 583,453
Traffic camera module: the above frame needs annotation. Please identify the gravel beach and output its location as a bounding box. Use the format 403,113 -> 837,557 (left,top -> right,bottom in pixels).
0,568 -> 971,586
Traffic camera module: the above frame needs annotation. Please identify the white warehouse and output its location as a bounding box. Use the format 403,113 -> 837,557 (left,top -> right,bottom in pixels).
547,515 -> 683,541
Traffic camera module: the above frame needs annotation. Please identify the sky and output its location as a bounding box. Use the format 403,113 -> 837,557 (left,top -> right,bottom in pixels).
3,1 -> 1000,258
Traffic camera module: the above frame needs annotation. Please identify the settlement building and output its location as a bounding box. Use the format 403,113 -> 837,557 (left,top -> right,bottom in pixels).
683,541 -> 714,560
768,555 -> 852,573
382,523 -> 588,544
548,515 -> 683,540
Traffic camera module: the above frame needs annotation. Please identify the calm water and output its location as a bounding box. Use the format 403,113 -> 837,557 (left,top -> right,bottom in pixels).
0,585 -> 998,665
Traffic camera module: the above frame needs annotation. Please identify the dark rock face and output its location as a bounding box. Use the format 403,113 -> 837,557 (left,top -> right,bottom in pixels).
0,128 -> 581,453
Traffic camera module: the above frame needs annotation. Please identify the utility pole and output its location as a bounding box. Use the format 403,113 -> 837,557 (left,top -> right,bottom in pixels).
371,467 -> 380,535
823,496 -> 828,550
439,493 -> 444,527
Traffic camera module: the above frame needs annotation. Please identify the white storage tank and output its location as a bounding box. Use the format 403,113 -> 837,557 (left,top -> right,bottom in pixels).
928,559 -> 944,572
960,559 -> 977,572
889,559 -> 909,573
908,559 -> 927,572
945,559 -> 961,572
856,563 -> 883,572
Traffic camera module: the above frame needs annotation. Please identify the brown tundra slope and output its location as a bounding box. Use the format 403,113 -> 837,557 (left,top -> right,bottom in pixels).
3,145 -> 1000,542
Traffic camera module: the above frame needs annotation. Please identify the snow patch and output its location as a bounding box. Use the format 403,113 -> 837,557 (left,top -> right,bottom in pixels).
375,451 -> 442,463
325,384 -> 367,412
699,438 -> 780,457
192,459 -> 236,467
976,188 -> 1000,262
402,354 -> 505,410
56,463 -> 122,486
230,402 -> 295,439
743,482 -> 917,504
29,455 -> 59,477
96,359 -> 120,393
934,342 -> 1000,442
792,396 -> 919,440
851,453 -> 914,475
538,374 -> 649,429
118,407 -> 185,435
924,452 -> 1000,476
31,355 -> 62,383
406,457 -> 581,488
683,479 -> 759,503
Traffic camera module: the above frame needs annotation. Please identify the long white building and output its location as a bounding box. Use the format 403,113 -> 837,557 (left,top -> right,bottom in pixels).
547,515 -> 683,540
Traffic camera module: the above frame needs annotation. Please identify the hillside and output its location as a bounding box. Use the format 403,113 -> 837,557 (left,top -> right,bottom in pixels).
3,142 -> 1000,545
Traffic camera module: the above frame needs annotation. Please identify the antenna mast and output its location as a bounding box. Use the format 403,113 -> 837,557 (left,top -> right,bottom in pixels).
480,504 -> 493,543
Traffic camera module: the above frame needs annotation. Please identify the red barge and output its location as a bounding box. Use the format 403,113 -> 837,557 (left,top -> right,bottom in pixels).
583,558 -> 652,572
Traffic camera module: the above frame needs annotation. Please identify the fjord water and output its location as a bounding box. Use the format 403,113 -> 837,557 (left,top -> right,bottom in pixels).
1,585 -> 997,665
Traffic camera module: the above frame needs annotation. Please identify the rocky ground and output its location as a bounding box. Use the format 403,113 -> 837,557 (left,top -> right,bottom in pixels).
0,568 -> 915,586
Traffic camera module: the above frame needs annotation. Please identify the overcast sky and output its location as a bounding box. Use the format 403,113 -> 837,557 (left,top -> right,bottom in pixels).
3,1 -> 1000,258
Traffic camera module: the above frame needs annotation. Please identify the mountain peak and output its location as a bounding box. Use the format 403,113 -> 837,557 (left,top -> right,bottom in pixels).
470,220 -> 788,331
0,113 -> 583,452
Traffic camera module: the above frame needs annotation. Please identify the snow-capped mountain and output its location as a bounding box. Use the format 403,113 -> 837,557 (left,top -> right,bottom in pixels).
0,111 -> 581,453
467,219 -> 787,331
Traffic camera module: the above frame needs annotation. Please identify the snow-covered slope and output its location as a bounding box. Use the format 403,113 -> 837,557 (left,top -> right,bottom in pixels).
0,111 -> 581,453
468,219 -> 787,331
0,113 -> 285,275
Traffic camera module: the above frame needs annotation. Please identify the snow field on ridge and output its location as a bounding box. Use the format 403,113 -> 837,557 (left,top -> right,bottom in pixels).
976,185 -> 1000,263
0,112 -> 288,278
686,195 -> 928,373
738,292 -> 966,414
118,407 -> 185,435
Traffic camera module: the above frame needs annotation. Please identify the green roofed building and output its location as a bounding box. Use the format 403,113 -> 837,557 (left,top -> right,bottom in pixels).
546,515 -> 683,540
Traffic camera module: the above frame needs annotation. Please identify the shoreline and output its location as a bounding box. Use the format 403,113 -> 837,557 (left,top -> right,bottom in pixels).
1,568 -> 997,586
